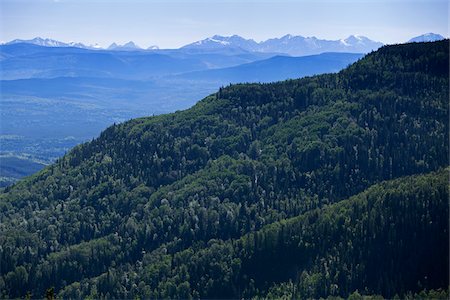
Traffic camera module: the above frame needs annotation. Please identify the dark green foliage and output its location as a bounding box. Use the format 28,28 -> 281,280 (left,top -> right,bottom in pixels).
0,40 -> 448,299
105,169 -> 446,299
57,169 -> 450,299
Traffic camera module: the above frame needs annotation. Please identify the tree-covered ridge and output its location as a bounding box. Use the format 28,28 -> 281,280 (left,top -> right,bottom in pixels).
57,168 -> 448,299
0,40 -> 448,298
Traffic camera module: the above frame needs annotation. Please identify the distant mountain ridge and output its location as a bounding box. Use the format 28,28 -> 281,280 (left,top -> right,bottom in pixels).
4,34 -> 383,56
5,37 -> 102,50
107,41 -> 143,51
182,34 -> 384,55
3,33 -> 445,55
176,52 -> 364,83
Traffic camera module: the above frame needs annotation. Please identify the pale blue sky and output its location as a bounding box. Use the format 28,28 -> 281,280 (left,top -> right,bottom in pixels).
0,0 -> 448,48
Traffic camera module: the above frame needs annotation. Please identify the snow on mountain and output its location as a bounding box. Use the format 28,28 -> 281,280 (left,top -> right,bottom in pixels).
408,33 -> 445,43
90,43 -> 103,49
107,41 -> 142,51
183,35 -> 259,51
6,37 -> 70,47
7,33 -> 444,55
4,37 -> 104,50
260,34 -> 382,56
183,34 -> 383,55
3,38 -> 149,51
7,35 -> 379,55
261,34 -> 383,55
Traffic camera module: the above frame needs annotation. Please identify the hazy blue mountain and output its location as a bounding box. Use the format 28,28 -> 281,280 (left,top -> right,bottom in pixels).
259,34 -> 383,55
4,38 -> 150,51
0,44 -> 230,80
408,33 -> 445,43
4,37 -> 101,50
182,35 -> 260,51
183,34 -> 383,55
107,41 -> 142,51
7,33 -> 442,55
0,43 -> 275,80
176,52 -> 364,83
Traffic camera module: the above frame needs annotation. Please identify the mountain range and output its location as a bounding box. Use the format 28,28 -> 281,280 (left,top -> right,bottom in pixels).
4,38 -> 157,52
4,37 -> 103,50
0,40 -> 448,299
0,43 -> 275,80
182,34 -> 383,56
3,33 -> 445,55
4,33 -> 444,55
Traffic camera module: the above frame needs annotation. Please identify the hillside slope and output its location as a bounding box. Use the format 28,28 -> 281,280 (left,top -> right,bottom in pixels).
176,52 -> 364,83
0,43 -> 268,80
0,40 -> 448,298
58,168 -> 448,299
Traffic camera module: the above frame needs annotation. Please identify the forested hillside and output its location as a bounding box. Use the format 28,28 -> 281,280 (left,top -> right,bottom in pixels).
59,169 -> 448,299
0,40 -> 448,299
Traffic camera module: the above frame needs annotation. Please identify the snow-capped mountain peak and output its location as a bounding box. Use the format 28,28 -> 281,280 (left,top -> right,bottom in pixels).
6,37 -> 67,47
90,43 -> 103,49
108,41 -> 142,51
123,41 -> 139,48
4,37 -> 105,50
208,36 -> 231,45
182,34 -> 384,56
343,35 -> 367,44
5,33 -> 442,55
182,35 -> 258,51
408,33 -> 445,43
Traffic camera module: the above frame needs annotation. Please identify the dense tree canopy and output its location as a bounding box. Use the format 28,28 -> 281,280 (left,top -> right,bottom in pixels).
0,40 -> 448,298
